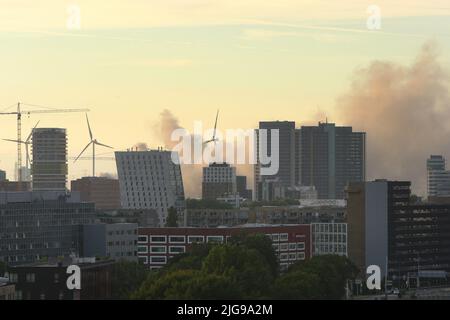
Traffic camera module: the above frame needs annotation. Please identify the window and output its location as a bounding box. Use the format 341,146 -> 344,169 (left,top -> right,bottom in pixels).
54,273 -> 60,283
280,243 -> 288,251
150,246 -> 166,254
138,256 -> 148,264
280,233 -> 288,241
26,273 -> 35,283
169,246 -> 185,254
272,244 -> 279,252
187,236 -> 204,244
288,243 -> 296,250
271,234 -> 279,241
297,242 -> 305,250
207,236 -> 223,243
138,235 -> 148,243
297,252 -> 305,260
150,236 -> 166,243
280,253 -> 288,261
150,256 -> 167,264
138,245 -> 148,253
288,253 -> 297,260
9,273 -> 18,283
169,236 -> 185,243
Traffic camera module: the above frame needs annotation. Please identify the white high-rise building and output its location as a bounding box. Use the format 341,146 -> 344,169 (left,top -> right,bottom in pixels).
115,149 -> 186,226
427,155 -> 450,197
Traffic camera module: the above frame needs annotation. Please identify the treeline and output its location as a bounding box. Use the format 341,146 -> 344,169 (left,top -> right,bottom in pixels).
114,233 -> 358,300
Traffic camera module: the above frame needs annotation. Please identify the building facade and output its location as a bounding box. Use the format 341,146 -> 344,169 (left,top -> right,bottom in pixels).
71,176 -> 121,210
7,258 -> 114,300
298,122 -> 366,199
31,128 -> 68,191
202,162 -> 237,200
0,191 -> 96,265
185,208 -> 249,227
347,180 -> 450,283
311,223 -> 347,257
115,149 -> 186,226
137,225 -> 311,271
80,223 -> 138,262
427,155 -> 450,197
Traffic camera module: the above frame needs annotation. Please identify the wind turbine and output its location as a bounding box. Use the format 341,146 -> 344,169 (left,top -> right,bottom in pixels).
2,121 -> 40,175
74,114 -> 113,177
203,109 -> 220,145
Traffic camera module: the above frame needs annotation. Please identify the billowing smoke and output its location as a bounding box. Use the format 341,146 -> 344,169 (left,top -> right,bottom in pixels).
336,41 -> 450,196
154,109 -> 254,198
99,172 -> 118,179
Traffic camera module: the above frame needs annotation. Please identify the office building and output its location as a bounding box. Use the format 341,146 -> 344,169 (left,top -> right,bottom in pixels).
254,121 -> 296,200
71,176 -> 121,210
115,149 -> 186,226
202,162 -> 237,200
236,175 -> 252,200
80,223 -> 138,262
138,224 -> 311,271
347,180 -> 450,284
427,155 -> 450,197
0,170 -> 6,181
96,208 -> 160,227
298,122 -> 366,199
31,128 -> 68,191
0,191 -> 96,265
7,257 -> 114,300
311,223 -> 347,257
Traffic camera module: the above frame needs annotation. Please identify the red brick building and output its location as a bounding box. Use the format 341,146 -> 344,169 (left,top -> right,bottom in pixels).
138,224 -> 311,271
71,177 -> 120,210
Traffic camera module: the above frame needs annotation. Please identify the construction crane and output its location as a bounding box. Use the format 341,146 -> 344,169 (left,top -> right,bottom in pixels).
0,102 -> 90,181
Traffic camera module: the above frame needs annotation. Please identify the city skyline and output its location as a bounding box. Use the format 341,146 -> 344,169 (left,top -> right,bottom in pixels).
1,1 -> 450,196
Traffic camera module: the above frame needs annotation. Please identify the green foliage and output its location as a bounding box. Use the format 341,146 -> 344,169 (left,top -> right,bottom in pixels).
244,199 -> 300,208
131,235 -> 358,300
186,198 -> 233,209
165,207 -> 179,227
111,260 -> 150,299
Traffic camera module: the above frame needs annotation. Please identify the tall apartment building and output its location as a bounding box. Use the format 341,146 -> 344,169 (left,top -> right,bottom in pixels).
346,180 -> 450,284
0,191 -> 96,265
298,122 -> 366,199
115,149 -> 186,226
427,155 -> 450,197
31,128 -> 68,191
202,162 -> 237,200
254,122 -> 296,200
254,121 -> 365,201
71,176 -> 121,210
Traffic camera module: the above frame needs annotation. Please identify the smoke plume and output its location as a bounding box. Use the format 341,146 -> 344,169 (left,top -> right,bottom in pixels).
336,41 -> 450,196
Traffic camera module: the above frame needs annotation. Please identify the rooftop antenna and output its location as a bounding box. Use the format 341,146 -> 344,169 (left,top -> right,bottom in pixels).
74,114 -> 113,177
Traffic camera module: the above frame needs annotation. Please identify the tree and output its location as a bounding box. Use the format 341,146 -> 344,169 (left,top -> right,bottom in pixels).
111,260 -> 149,299
273,270 -> 321,299
202,244 -> 274,298
165,206 -> 178,227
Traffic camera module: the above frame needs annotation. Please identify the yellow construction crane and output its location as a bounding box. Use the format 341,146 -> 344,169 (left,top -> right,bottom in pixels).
0,102 -> 89,181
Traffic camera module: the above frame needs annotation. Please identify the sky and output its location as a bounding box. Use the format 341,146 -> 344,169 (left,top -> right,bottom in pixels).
1,1 -> 450,195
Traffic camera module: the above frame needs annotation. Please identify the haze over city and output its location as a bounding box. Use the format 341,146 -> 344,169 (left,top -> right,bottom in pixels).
1,0 -> 450,196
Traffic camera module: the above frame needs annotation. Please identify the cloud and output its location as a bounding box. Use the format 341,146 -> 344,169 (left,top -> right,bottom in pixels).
336,41 -> 450,196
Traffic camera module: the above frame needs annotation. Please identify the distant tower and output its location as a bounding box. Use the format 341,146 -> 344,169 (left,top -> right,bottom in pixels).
32,128 -> 68,191
427,155 -> 450,197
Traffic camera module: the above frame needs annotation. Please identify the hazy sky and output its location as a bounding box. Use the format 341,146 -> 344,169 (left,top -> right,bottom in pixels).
1,1 -> 450,193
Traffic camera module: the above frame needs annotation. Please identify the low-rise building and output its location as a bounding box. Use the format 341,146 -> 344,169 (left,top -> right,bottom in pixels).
185,208 -> 249,227
137,224 -> 311,271
80,223 -> 138,262
71,176 -> 121,210
7,257 -> 115,300
0,278 -> 15,300
311,223 -> 347,257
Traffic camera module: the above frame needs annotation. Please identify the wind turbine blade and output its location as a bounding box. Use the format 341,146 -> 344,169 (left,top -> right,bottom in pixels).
94,141 -> 113,149
26,121 -> 40,143
74,141 -> 93,162
213,109 -> 219,138
3,139 -> 23,143
86,113 -> 93,140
